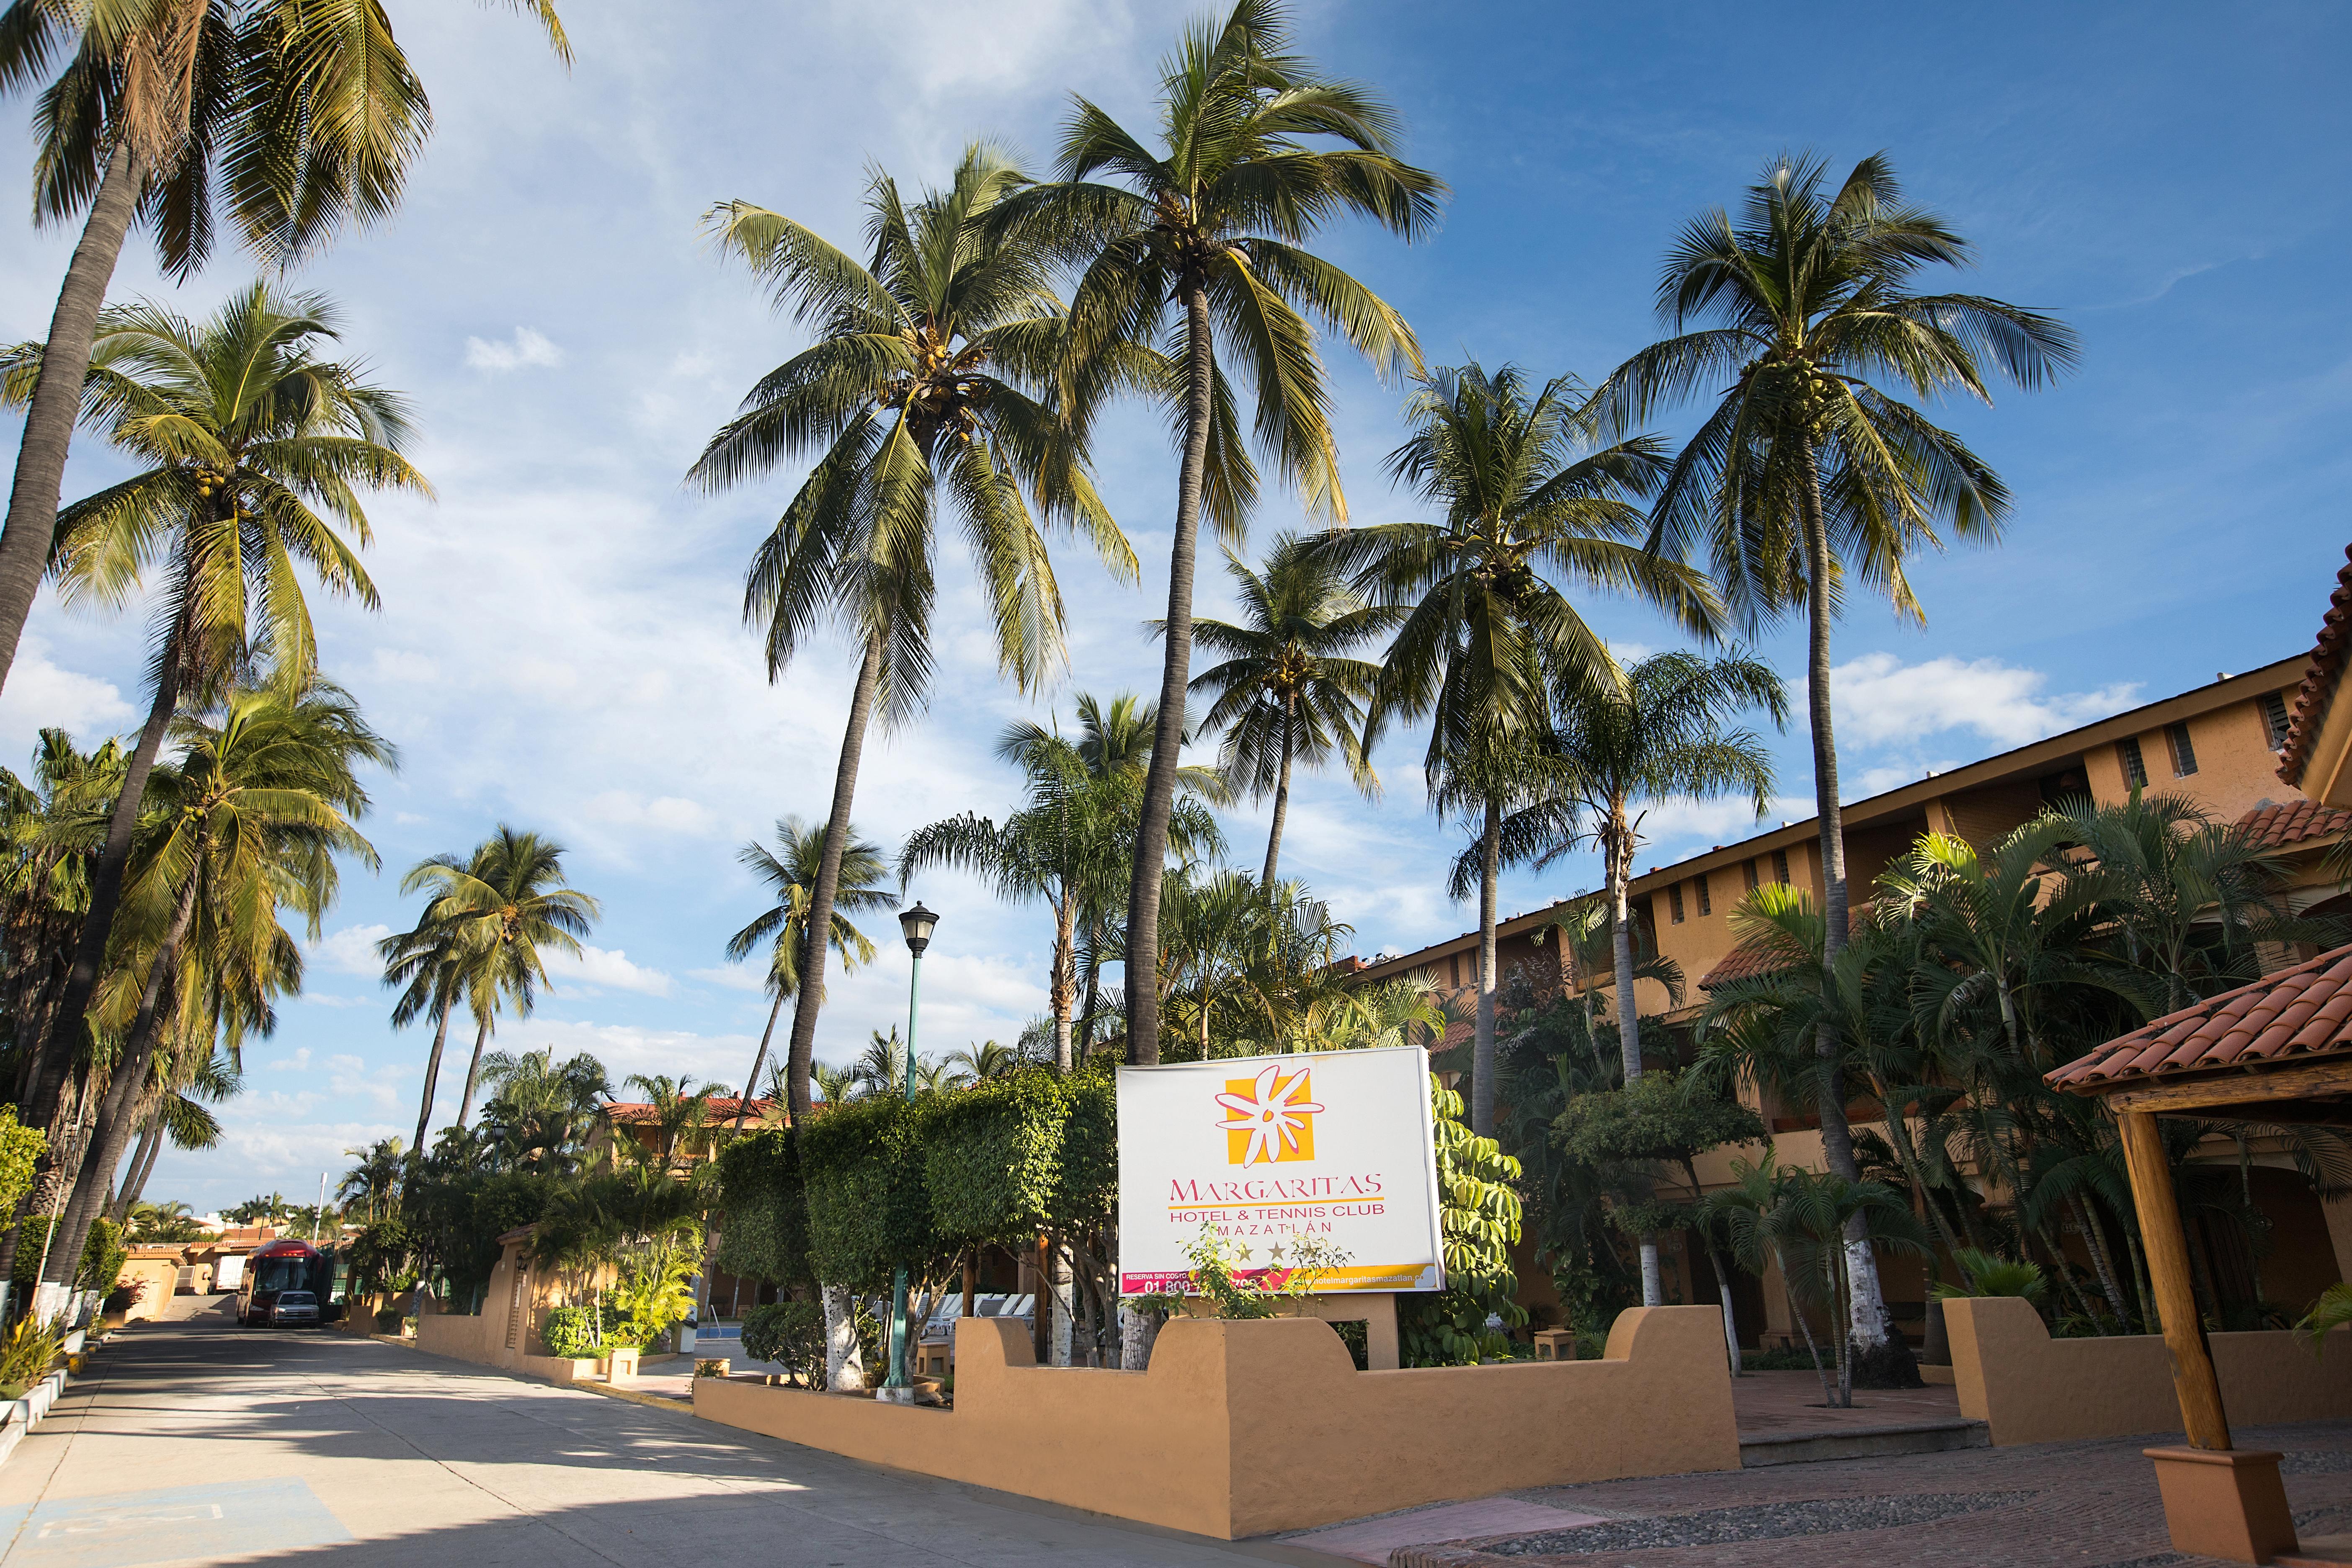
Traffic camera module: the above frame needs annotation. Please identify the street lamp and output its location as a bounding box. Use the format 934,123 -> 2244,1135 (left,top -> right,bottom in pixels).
882,902 -> 937,1393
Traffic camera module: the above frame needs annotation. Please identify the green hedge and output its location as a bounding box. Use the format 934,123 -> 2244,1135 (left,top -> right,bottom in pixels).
1047,1069 -> 1117,1226
924,1069 -> 1067,1247
802,1095 -> 942,1292
714,1128 -> 810,1287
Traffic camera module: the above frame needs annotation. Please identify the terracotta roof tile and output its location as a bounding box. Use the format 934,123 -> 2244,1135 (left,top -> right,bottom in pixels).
2280,544 -> 2352,787
1697,902 -> 1875,991
2048,943 -> 2352,1093
602,1097 -> 774,1124
2237,798 -> 2352,850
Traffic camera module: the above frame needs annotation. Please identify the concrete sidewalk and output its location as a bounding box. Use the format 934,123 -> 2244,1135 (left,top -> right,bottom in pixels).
0,1296 -> 1333,1567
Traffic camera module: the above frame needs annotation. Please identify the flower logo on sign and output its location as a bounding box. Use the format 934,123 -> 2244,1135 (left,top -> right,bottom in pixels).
1214,1064 -> 1324,1166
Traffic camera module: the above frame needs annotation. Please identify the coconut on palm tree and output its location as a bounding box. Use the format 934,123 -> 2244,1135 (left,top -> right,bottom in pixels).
1600,153 -> 2078,1384
1,283 -> 424,1165
998,0 -> 1442,1065
1331,361 -> 1721,1132
1182,534 -> 1395,883
0,0 -> 567,706
722,818 -> 890,1130
690,144 -> 1132,1121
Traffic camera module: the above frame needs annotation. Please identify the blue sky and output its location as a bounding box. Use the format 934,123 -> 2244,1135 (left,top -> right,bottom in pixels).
0,1 -> 2343,1215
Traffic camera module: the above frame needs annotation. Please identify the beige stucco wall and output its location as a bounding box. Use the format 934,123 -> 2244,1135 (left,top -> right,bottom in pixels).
114,1257 -> 180,1322
695,1305 -> 1737,1539
1944,1296 -> 2352,1445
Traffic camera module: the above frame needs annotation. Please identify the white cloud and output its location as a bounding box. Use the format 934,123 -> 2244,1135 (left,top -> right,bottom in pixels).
463,325 -> 565,373
0,636 -> 136,759
1832,653 -> 2142,748
306,923 -> 394,978
583,791 -> 718,837
688,965 -> 766,993
267,1047 -> 312,1072
548,943 -> 675,997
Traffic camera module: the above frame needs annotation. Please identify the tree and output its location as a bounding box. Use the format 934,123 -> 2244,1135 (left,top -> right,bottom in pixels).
380,842 -> 494,1155
0,0 -> 568,705
1,284 -> 423,1177
1181,533 -> 1395,882
1489,648 -> 1783,1299
475,1047 -> 609,1172
722,817 -> 890,1130
942,1040 -> 1021,1085
689,144 -> 1131,1120
337,1137 -> 406,1225
1602,153 -> 2077,1384
617,1075 -> 718,1175
42,681 -> 390,1302
1342,361 -> 1720,1134
1001,0 -> 1441,1065
402,827 -> 598,1129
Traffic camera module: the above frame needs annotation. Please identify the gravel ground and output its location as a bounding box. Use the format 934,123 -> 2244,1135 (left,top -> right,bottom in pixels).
1478,1491 -> 2036,1556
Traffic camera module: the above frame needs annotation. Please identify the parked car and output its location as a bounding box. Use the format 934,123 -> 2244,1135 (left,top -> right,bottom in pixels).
265,1290 -> 321,1328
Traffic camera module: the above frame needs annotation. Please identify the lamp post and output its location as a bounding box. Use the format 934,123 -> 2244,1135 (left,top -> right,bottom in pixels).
883,901 -> 937,1392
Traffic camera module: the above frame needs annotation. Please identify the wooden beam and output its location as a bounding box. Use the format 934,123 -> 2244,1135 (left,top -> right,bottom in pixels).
2101,1055 -> 2352,1114
2119,1109 -> 2232,1451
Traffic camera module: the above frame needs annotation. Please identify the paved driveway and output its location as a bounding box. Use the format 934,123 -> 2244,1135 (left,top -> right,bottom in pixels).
0,1297 -> 1315,1568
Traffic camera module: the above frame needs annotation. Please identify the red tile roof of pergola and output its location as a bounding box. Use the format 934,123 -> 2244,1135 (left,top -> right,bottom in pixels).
2238,797 -> 2352,850
2047,944 -> 2352,1093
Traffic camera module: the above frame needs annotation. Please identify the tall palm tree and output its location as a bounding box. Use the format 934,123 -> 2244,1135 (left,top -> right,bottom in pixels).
689,144 -> 1132,1122
1332,361 -> 1720,1132
999,0 -> 1442,1065
475,1047 -> 609,1171
1,284 -> 424,1161
405,826 -> 598,1130
722,817 -> 890,1130
1600,153 -> 2077,1382
336,1137 -> 406,1224
379,845 -> 491,1155
1182,533 -> 1395,882
619,1073 -> 717,1173
0,0 -> 567,704
41,680 -> 389,1302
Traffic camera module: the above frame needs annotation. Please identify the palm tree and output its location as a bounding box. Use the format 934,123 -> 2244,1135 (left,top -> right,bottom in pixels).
1335,361 -> 1721,1132
405,826 -> 598,1130
2,284 -> 424,1162
107,1040 -> 237,1222
337,1137 -> 406,1224
689,144 -> 1132,1122
1182,534 -> 1395,882
380,844 -> 492,1155
0,1 -> 567,705
722,817 -> 890,1130
475,1047 -> 609,1171
1601,153 -> 2078,1382
619,1074 -> 718,1173
41,680 -> 389,1302
1000,0 -> 1442,1065
942,1040 -> 1021,1085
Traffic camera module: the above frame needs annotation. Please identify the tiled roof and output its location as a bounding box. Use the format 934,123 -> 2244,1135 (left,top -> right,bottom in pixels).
1697,902 -> 1874,991
2237,797 -> 2352,850
2046,944 -> 2352,1093
2280,544 -> 2352,787
602,1097 -> 774,1124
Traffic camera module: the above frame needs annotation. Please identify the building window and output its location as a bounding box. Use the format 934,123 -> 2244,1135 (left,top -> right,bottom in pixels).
1743,859 -> 1759,892
1772,849 -> 1790,884
2263,690 -> 2293,751
1448,954 -> 1460,988
2117,736 -> 2148,789
1696,873 -> 1712,916
2166,721 -> 2198,777
1668,883 -> 1685,923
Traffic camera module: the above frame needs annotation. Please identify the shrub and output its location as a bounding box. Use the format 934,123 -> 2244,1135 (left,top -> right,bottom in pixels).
540,1302 -> 624,1360
741,1299 -> 825,1384
1047,1069 -> 1117,1227
1401,1075 -> 1527,1366
0,1313 -> 60,1394
802,1096 -> 944,1292
924,1069 -> 1067,1247
0,1111 -> 44,1220
713,1128 -> 810,1287
12,1213 -> 129,1296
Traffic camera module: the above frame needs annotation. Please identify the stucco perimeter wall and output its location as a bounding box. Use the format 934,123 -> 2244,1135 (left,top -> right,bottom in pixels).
694,1305 -> 1737,1540
1944,1296 -> 2352,1445
413,1305 -> 594,1384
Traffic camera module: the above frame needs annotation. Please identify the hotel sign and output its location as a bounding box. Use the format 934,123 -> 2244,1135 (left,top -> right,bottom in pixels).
1116,1046 -> 1445,1295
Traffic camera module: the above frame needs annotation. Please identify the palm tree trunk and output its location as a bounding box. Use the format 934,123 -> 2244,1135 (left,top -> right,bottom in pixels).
1797,444 -> 1909,1385
43,857 -> 202,1307
109,1108 -> 165,1225
733,989 -> 789,1132
1683,1156 -> 1741,1376
1126,280 -> 1217,1068
1608,810 -> 1661,1304
454,1014 -> 493,1130
1470,796 -> 1502,1136
413,992 -> 456,1152
1050,896 -> 1075,1075
2067,1189 -> 2132,1328
782,628 -> 885,1115
0,140 -> 143,701
1261,696 -> 1295,885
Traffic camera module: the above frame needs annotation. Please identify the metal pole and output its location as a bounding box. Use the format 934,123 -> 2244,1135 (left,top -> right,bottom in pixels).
884,944 -> 924,1389
312,1171 -> 325,1243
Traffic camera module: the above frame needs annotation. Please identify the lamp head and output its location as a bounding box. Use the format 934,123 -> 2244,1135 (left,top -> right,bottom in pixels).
898,901 -> 938,956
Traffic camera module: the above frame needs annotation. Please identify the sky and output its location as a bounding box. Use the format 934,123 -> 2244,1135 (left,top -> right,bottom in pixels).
0,0 -> 2344,1215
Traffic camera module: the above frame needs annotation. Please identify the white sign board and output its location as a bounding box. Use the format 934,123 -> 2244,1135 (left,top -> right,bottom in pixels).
1117,1045 -> 1444,1295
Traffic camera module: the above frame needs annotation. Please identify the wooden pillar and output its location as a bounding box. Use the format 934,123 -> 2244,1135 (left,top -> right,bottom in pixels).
2118,1108 -> 2232,1451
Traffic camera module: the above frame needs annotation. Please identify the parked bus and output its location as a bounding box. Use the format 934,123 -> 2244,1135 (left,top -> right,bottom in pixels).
236,1239 -> 329,1328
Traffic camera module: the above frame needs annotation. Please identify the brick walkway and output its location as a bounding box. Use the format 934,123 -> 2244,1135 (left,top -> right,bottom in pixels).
1730,1370 -> 1963,1436
1386,1421 -> 2352,1567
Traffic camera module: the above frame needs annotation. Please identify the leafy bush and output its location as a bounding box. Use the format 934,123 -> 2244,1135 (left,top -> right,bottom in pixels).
1933,1247 -> 2047,1304
1401,1075 -> 1527,1366
802,1096 -> 944,1292
11,1213 -> 129,1295
925,1069 -> 1068,1246
404,1166 -> 557,1308
714,1128 -> 810,1287
0,1110 -> 45,1220
741,1300 -> 824,1384
1047,1068 -> 1117,1226
0,1313 -> 59,1395
346,1218 -> 417,1297
540,1302 -> 625,1359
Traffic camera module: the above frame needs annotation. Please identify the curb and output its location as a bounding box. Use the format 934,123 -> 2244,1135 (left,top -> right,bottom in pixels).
573,1380 -> 694,1415
0,1365 -> 74,1469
